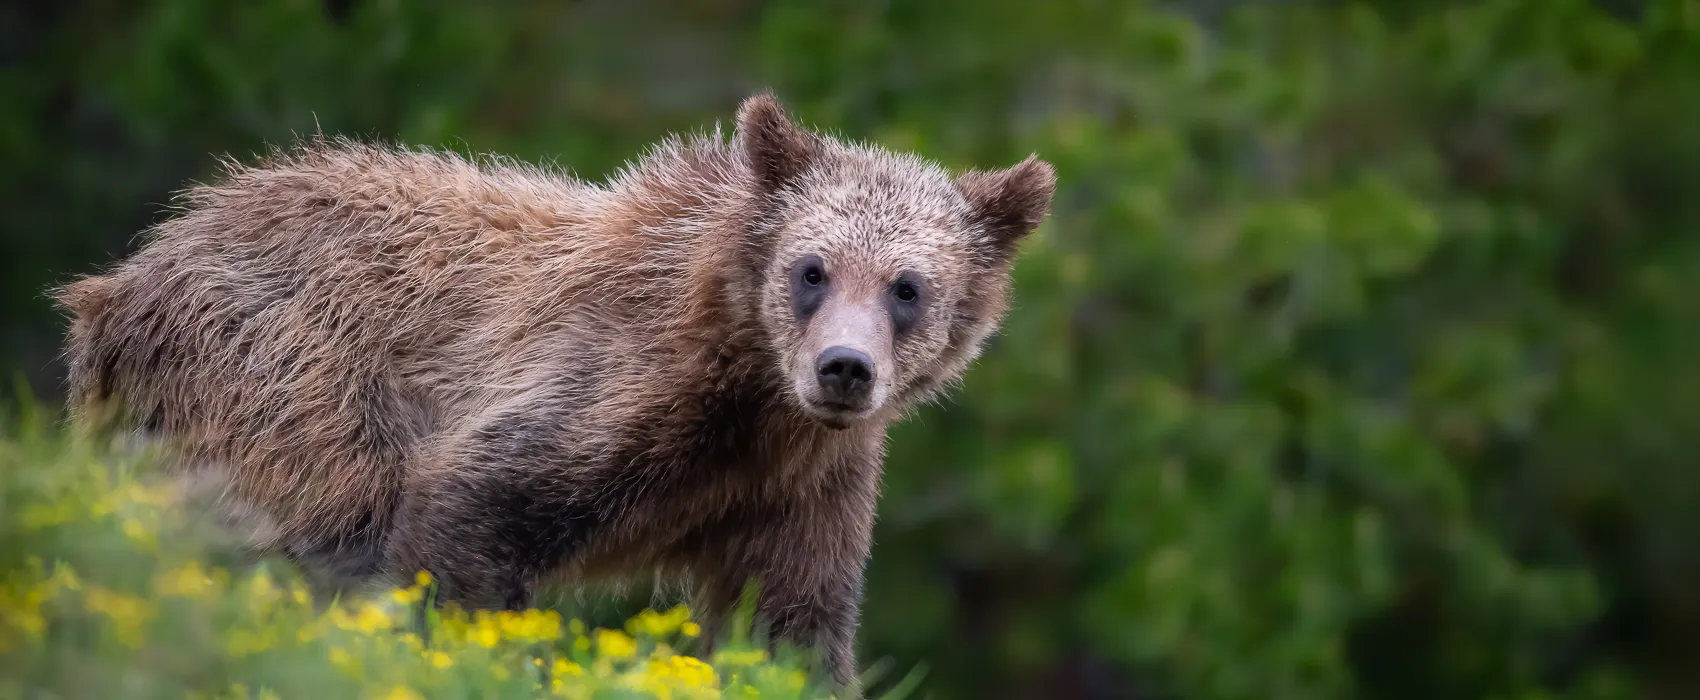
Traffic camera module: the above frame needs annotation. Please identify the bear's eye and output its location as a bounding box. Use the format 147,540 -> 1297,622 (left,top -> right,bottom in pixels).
887,273 -> 927,336
893,281 -> 918,303
790,254 -> 829,322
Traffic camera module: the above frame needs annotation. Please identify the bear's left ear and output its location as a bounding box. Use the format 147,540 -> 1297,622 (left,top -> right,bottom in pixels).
736,92 -> 817,194
956,155 -> 1057,262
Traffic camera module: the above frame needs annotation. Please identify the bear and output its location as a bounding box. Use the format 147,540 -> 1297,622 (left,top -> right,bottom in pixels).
53,93 -> 1055,686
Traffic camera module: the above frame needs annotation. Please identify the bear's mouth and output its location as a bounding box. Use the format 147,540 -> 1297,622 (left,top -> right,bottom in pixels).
790,365 -> 881,430
802,398 -> 870,430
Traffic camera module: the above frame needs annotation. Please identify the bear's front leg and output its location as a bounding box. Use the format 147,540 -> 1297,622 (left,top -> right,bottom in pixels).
385,470 -> 574,610
385,402 -> 603,611
694,458 -> 881,691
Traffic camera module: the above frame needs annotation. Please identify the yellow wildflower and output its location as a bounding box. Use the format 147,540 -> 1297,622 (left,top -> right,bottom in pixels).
414,571 -> 433,587
8,609 -> 45,638
627,604 -> 692,637
428,651 -> 454,669
492,608 -> 562,642
373,686 -> 424,700
91,491 -> 119,518
155,562 -> 216,599
247,572 -> 281,612
681,621 -> 702,638
649,654 -> 718,688
82,586 -> 152,648
354,602 -> 391,634
553,658 -> 584,677
0,579 -> 51,639
435,608 -> 470,644
121,518 -> 156,549
330,604 -> 359,631
472,621 -> 496,649
297,618 -> 328,644
596,628 -> 638,659
496,610 -> 523,637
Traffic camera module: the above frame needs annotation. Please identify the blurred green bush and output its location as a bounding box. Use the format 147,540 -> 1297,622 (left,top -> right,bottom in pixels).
4,1 -> 1698,698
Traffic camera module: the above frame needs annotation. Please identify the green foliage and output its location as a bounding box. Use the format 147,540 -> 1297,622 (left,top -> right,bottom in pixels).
864,2 -> 1696,698
4,0 -> 1699,698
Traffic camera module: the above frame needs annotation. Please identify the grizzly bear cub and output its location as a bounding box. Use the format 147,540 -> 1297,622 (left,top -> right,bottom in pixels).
54,93 -> 1054,685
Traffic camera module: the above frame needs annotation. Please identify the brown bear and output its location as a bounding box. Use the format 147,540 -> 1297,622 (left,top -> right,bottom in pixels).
53,93 -> 1055,686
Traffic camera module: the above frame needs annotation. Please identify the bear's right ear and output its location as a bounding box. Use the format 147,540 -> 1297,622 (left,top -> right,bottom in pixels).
736,92 -> 816,194
957,155 -> 1057,263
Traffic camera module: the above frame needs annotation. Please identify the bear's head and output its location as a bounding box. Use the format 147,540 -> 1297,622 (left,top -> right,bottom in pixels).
736,93 -> 1055,430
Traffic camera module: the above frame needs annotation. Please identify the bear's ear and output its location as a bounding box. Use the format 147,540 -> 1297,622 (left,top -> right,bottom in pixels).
736,92 -> 816,194
956,155 -> 1057,262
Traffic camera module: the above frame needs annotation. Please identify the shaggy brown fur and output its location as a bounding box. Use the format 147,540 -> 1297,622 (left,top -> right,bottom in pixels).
54,93 -> 1054,686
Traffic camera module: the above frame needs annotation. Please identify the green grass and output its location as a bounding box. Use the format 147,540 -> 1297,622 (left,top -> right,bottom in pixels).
0,402 -> 923,699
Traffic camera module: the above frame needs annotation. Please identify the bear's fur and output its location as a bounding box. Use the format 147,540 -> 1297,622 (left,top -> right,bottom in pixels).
53,93 -> 1054,685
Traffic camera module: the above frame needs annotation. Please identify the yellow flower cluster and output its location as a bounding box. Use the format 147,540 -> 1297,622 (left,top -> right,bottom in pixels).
435,607 -> 565,648
1,429 -> 843,699
155,560 -> 227,600
628,604 -> 698,637
648,655 -> 719,690
0,560 -> 78,646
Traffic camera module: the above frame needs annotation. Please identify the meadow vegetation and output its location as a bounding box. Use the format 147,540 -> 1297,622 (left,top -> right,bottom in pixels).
0,405 -> 921,699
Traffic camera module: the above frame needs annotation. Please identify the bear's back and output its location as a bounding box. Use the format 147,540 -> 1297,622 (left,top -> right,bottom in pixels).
55,142 -> 632,545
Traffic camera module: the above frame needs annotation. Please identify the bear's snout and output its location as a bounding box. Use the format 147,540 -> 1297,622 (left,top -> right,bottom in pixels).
815,345 -> 875,408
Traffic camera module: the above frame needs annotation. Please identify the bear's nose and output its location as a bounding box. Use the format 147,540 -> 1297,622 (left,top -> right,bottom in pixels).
815,346 -> 875,406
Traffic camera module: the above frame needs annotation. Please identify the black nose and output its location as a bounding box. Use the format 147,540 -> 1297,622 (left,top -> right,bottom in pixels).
815,346 -> 875,405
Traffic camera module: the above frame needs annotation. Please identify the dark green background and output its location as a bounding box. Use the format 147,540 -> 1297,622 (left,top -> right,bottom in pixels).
4,1 -> 1698,698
